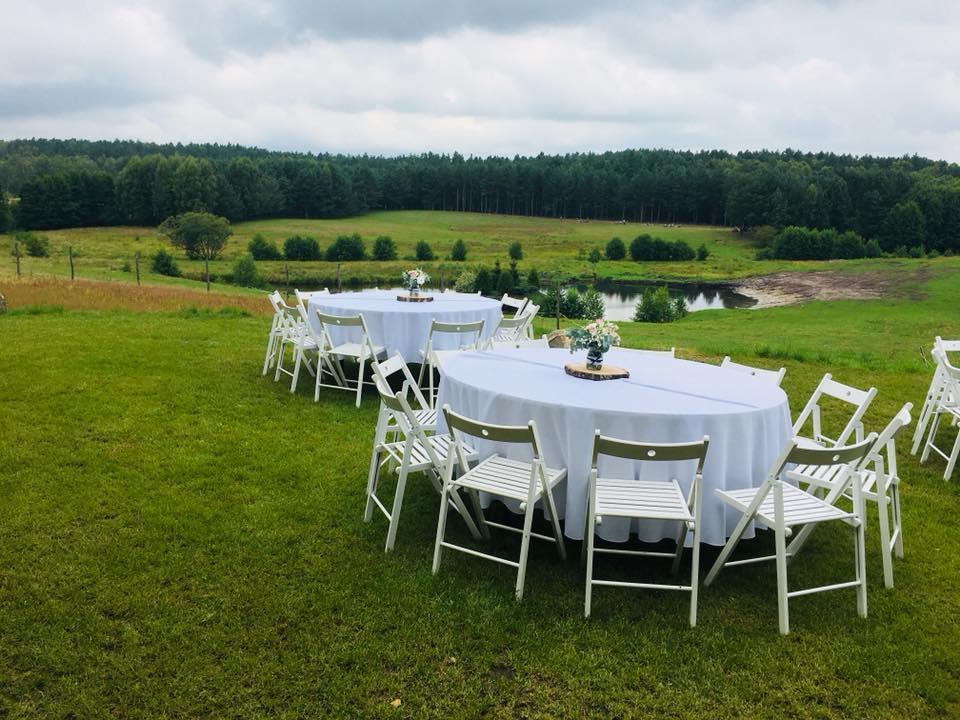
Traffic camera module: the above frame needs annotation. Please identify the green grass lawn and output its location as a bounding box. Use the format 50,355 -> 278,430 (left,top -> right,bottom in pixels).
3,210 -> 939,290
1,267 -> 959,717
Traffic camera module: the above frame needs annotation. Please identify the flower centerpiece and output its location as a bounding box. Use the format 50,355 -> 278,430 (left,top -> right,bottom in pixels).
402,268 -> 430,295
567,318 -> 621,371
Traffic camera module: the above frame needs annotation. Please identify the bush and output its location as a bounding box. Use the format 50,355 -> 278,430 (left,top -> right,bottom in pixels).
151,248 -> 181,277
326,233 -> 366,261
415,240 -> 435,261
629,234 -> 695,261
508,241 -> 523,261
450,238 -> 467,261
696,244 -> 710,261
588,248 -> 602,264
284,235 -> 322,261
372,235 -> 397,261
605,237 -> 626,260
14,231 -> 50,258
248,233 -> 282,260
232,255 -> 263,288
453,269 -> 477,293
633,286 -> 687,323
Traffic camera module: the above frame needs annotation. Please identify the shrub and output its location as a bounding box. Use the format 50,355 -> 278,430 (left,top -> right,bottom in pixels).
697,244 -> 710,261
372,235 -> 397,261
284,235 -> 322,261
605,237 -> 626,260
633,286 -> 687,323
453,269 -> 477,293
14,231 -> 50,258
508,241 -> 523,261
588,248 -> 602,264
151,248 -> 181,277
415,240 -> 435,261
450,239 -> 467,261
232,255 -> 263,287
325,233 -> 366,261
248,233 -> 282,260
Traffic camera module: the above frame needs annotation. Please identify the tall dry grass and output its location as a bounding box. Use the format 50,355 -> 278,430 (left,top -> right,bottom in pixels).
0,277 -> 272,315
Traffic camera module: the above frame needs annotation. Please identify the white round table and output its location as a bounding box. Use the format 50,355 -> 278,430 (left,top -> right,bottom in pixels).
436,347 -> 793,545
307,290 -> 502,363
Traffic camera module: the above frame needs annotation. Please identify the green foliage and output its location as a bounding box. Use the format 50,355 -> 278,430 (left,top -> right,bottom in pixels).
697,244 -> 710,261
13,231 -> 50,257
633,286 -> 687,323
231,255 -> 263,288
508,241 -> 523,260
629,234 -> 696,261
371,235 -> 397,261
415,239 -> 435,261
450,238 -> 468,261
159,211 -> 232,261
150,248 -> 181,277
325,233 -> 366,261
248,233 -> 282,260
283,235 -> 322,261
605,236 -> 626,260
588,247 -> 602,264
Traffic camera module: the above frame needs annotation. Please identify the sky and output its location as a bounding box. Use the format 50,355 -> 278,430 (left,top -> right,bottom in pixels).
2,0 -> 959,161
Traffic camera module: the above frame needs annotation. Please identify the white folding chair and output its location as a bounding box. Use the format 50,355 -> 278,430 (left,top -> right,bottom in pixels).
721,356 -> 786,386
262,290 -> 285,376
314,311 -> 386,407
500,294 -> 529,317
583,432 -> 710,627
417,319 -> 486,407
792,373 -> 877,450
911,337 -> 960,455
273,299 -> 320,392
433,405 -> 567,601
789,403 -> 912,588
920,349 -> 960,480
704,434 -> 876,634
365,378 -> 481,551
372,353 -> 439,434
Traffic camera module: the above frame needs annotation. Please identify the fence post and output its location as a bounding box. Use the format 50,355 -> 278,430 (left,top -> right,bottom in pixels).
68,245 -> 75,280
135,252 -> 141,286
14,242 -> 20,278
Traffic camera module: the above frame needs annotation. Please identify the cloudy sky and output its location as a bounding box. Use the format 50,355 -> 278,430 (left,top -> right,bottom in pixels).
3,1 -> 959,160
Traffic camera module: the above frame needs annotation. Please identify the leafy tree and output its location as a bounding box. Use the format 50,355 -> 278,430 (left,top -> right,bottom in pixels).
232,255 -> 263,287
508,241 -> 523,260
283,235 -> 322,261
605,236 -> 626,260
450,238 -> 467,261
372,235 -> 397,261
415,240 -> 435,261
248,233 -> 282,260
150,248 -> 180,277
158,211 -> 232,290
325,233 -> 366,261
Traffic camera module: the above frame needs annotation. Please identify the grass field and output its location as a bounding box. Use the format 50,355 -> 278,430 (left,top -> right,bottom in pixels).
1,257 -> 959,717
1,210 -> 933,290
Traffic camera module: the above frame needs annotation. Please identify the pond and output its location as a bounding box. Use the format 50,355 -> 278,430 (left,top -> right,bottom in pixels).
581,282 -> 758,321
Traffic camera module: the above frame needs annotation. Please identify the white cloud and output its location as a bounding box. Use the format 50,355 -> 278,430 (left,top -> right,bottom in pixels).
1,0 -> 958,161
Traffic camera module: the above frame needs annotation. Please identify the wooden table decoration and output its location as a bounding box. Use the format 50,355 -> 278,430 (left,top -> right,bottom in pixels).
564,362 -> 630,381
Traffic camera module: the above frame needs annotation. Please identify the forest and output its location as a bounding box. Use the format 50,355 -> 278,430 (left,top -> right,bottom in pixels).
1,138 -> 959,252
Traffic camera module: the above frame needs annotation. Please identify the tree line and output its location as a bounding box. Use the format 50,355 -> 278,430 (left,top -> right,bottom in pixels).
2,138 -> 960,252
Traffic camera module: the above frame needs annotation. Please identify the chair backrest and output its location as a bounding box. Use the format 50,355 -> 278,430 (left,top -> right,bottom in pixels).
500,294 -> 529,316
721,356 -> 786,386
372,352 -> 430,411
792,373 -> 877,447
591,431 -> 709,475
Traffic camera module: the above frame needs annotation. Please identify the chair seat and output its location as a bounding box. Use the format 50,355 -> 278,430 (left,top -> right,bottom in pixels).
330,342 -> 385,359
595,478 -> 692,521
453,455 -> 566,501
381,433 -> 476,471
716,483 -> 856,529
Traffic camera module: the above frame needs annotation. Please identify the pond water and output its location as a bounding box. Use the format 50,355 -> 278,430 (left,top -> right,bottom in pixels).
588,282 -> 757,321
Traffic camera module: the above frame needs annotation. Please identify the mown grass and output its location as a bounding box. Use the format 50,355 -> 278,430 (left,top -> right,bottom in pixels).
1,264 -> 959,717
3,210 -> 947,290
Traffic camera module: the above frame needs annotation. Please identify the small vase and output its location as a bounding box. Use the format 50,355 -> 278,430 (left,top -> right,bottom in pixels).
586,343 -> 604,371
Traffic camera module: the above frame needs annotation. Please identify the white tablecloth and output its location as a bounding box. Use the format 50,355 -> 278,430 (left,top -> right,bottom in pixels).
436,347 -> 793,545
307,290 -> 502,362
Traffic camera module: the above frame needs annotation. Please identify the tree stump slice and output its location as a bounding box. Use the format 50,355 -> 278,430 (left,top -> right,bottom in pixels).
564,363 -> 630,381
396,294 -> 434,302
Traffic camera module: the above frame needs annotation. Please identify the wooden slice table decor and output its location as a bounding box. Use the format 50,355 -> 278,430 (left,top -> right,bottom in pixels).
564,362 -> 630,381
396,294 -> 434,302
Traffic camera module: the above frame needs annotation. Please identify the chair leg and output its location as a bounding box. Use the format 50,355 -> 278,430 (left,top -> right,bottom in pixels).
584,489 -> 597,618
515,500 -> 536,601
